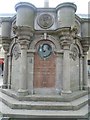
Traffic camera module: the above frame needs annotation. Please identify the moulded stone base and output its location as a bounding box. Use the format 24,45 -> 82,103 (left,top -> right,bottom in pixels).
33,88 -> 61,95
2,84 -> 8,89
61,90 -> 72,95
0,89 -> 89,119
7,84 -> 11,89
17,89 -> 29,96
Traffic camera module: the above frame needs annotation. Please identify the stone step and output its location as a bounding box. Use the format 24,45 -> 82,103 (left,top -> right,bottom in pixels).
0,89 -> 88,102
0,101 -> 88,118
0,91 -> 88,111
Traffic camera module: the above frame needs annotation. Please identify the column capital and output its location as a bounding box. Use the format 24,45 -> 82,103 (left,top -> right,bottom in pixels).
2,37 -> 11,52
13,25 -> 34,37
57,27 -> 77,38
81,38 -> 89,53
13,26 -> 34,47
58,28 -> 73,49
19,41 -> 29,49
60,38 -> 72,50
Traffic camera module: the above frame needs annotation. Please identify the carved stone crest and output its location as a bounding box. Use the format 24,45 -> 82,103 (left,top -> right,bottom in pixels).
37,13 -> 54,29
71,47 -> 78,61
12,44 -> 21,60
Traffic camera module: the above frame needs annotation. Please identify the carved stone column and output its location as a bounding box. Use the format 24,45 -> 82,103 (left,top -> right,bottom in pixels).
59,29 -> 72,94
81,38 -> 89,90
2,38 -> 11,89
1,38 -> 11,89
13,26 -> 33,96
1,18 -> 11,89
2,49 -> 8,88
62,45 -> 71,94
7,54 -> 12,89
18,44 -> 28,96
27,50 -> 35,94
55,52 -> 63,94
83,52 -> 89,89
79,56 -> 83,90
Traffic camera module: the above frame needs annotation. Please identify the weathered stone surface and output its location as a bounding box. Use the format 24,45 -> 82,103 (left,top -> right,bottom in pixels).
0,1 -> 89,119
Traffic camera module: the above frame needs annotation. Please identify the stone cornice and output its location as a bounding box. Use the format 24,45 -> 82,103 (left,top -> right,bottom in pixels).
1,17 -> 12,23
15,2 -> 36,12
56,2 -> 77,12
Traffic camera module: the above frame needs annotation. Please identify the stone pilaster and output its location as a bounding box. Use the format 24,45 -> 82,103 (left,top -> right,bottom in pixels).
13,26 -> 33,96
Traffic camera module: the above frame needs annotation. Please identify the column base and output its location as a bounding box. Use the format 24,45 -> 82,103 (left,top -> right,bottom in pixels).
2,84 -> 8,89
61,90 -> 72,95
17,89 -> 29,96
83,85 -> 89,91
8,84 -> 11,89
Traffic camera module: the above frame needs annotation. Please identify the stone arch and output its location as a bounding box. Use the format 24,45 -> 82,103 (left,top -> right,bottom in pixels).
75,38 -> 83,56
8,38 -> 21,90
70,38 -> 83,91
9,38 -> 17,55
29,35 -> 61,51
30,35 -> 62,95
70,38 -> 83,56
9,38 -> 21,56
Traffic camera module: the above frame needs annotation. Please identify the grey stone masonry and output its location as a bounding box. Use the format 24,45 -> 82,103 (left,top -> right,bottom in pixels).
0,1 -> 90,119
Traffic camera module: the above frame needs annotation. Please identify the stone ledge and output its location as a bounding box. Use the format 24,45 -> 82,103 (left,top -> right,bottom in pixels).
0,89 -> 88,102
0,90 -> 88,111
0,101 -> 88,119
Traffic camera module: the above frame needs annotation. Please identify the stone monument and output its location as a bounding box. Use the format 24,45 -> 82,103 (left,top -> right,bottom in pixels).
0,0 -> 89,119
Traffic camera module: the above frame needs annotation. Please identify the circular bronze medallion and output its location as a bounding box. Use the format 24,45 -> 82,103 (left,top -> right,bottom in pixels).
38,43 -> 52,58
